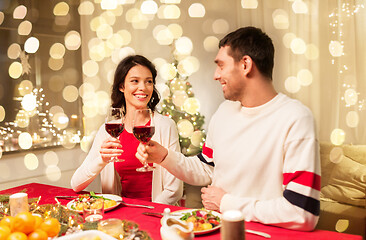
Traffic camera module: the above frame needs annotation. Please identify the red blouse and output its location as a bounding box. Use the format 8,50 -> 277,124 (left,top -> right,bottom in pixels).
114,129 -> 153,202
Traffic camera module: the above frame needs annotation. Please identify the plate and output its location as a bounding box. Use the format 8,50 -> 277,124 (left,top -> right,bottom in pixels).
163,209 -> 221,235
66,194 -> 122,213
56,230 -> 116,240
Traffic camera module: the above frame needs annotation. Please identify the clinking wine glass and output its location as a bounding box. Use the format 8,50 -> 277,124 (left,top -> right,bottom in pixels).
133,108 -> 155,172
105,107 -> 125,162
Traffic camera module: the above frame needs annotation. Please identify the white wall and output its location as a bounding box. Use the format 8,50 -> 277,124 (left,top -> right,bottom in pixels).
0,146 -> 101,192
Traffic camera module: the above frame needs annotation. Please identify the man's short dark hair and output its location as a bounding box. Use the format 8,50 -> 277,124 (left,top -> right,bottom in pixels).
219,27 -> 274,79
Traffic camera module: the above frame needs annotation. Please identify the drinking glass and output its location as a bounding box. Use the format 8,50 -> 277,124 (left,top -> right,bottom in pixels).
105,107 -> 125,162
133,108 -> 155,172
98,218 -> 124,239
83,199 -> 104,223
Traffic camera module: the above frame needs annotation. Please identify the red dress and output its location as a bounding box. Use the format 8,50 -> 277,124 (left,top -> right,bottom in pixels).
114,129 -> 153,202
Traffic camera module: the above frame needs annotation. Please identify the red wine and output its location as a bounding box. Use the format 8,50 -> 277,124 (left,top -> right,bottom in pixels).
105,123 -> 124,138
133,126 -> 155,143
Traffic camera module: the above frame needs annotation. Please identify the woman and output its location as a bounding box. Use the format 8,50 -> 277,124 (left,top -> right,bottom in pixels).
71,55 -> 183,205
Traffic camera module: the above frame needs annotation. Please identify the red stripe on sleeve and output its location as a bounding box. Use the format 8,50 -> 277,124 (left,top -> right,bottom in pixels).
202,143 -> 213,158
283,171 -> 321,191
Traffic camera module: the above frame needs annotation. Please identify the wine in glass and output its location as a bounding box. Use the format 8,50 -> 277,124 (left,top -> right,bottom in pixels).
133,108 -> 155,172
105,107 -> 125,162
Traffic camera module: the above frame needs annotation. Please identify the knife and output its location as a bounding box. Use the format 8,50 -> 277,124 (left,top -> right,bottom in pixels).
55,196 -> 78,199
142,212 -> 181,217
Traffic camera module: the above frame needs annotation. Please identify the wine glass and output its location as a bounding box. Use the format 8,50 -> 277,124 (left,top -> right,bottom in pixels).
133,108 -> 155,172
105,107 -> 125,162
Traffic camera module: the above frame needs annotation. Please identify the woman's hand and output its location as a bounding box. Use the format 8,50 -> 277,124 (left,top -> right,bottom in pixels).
99,138 -> 123,163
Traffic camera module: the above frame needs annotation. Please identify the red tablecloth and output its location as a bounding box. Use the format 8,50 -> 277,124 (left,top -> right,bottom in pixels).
0,183 -> 362,240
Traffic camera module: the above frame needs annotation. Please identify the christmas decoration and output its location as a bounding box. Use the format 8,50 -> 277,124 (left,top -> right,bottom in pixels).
159,42 -> 206,156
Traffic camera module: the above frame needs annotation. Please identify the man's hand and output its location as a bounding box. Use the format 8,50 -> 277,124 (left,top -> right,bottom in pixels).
99,138 -> 123,163
135,140 -> 168,165
201,185 -> 226,211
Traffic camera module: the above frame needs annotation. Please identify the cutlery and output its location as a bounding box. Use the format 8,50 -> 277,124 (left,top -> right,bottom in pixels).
142,212 -> 181,217
118,200 -> 154,209
55,196 -> 78,199
246,229 -> 271,238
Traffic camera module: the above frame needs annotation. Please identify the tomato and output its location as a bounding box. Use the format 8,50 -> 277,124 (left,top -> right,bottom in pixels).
13,212 -> 36,234
40,218 -> 60,237
208,219 -> 220,226
28,229 -> 48,240
6,232 -> 27,240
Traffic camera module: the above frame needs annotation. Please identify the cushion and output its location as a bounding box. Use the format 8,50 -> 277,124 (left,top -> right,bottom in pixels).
320,155 -> 366,207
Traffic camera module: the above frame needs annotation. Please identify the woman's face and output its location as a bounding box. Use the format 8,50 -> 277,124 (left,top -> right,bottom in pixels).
120,64 -> 154,112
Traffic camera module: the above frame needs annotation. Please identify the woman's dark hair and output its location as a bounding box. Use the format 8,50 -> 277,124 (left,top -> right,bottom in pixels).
219,26 -> 274,79
111,55 -> 160,114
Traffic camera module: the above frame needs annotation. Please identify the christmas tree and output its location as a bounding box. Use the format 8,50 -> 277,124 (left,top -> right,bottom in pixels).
158,39 -> 206,156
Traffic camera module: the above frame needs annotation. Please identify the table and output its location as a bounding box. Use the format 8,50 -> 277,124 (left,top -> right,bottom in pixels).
0,183 -> 362,240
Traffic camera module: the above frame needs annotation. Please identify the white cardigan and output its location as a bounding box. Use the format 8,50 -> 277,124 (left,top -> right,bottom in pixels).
71,113 -> 183,205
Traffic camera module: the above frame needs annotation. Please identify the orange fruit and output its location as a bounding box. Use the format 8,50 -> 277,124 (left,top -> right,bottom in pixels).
0,216 -> 15,231
13,212 -> 35,234
28,229 -> 48,240
32,216 -> 43,230
0,225 -> 11,240
39,218 -> 60,237
6,232 -> 27,240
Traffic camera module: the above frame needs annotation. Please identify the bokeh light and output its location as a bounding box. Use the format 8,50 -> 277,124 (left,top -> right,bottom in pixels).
284,76 -> 301,93
329,147 -> 343,164
183,97 -> 200,114
78,1 -> 95,15
90,16 -> 107,31
63,85 -> 79,102
96,24 -> 113,39
13,5 -> 27,19
212,19 -> 229,34
330,128 -> 345,146
24,37 -> 40,53
167,24 -> 183,39
297,69 -> 313,86
18,80 -> 33,96
0,11 -> 4,25
329,41 -> 343,57
191,130 -> 204,147
177,119 -> 194,138
344,88 -> 358,106
188,3 -> 205,18
18,20 -> 32,35
21,93 -> 37,111
160,63 -> 177,80
292,0 -> 308,14
141,0 -> 158,14
49,105 -> 64,116
346,111 -> 359,128
172,90 -> 188,107
283,32 -> 296,48
175,37 -> 193,55
52,112 -> 69,129
7,43 -> 21,59
272,9 -> 289,29
203,36 -> 219,52
46,165 -> 62,181
18,132 -> 33,149
290,38 -> 306,54
158,5 -> 180,19
49,75 -> 64,92
9,62 -> 23,79
335,219 -> 349,233
53,2 -> 69,16
65,30 -> 81,50
101,0 -> 118,10
48,58 -> 64,71
154,25 -> 174,45
101,11 -> 116,26
241,0 -> 258,9
0,106 -> 5,122
50,43 -> 66,59
24,153 -> 39,170
43,151 -> 59,166
305,44 -> 319,60
15,110 -> 30,128
83,60 -> 99,77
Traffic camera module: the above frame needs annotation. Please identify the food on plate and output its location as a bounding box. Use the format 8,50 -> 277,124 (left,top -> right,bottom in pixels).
70,192 -> 117,211
179,209 -> 221,231
79,237 -> 101,240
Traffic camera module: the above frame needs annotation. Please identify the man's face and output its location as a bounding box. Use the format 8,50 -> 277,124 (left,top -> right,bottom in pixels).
214,46 -> 245,101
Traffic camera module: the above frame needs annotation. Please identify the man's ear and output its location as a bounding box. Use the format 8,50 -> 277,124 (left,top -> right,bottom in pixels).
241,55 -> 253,75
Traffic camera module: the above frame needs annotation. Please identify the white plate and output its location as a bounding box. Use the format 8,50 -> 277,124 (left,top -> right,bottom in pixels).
66,194 -> 122,213
56,230 -> 116,240
164,209 -> 221,235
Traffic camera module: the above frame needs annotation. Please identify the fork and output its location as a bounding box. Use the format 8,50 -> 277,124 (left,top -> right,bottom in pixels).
117,200 -> 154,209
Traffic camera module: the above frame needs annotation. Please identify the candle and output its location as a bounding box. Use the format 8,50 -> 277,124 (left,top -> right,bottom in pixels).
9,192 -> 29,216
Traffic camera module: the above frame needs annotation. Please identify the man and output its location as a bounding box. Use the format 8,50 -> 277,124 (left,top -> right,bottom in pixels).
136,27 -> 321,231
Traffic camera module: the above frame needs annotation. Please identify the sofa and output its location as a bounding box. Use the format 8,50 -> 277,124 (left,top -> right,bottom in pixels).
316,142 -> 366,239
